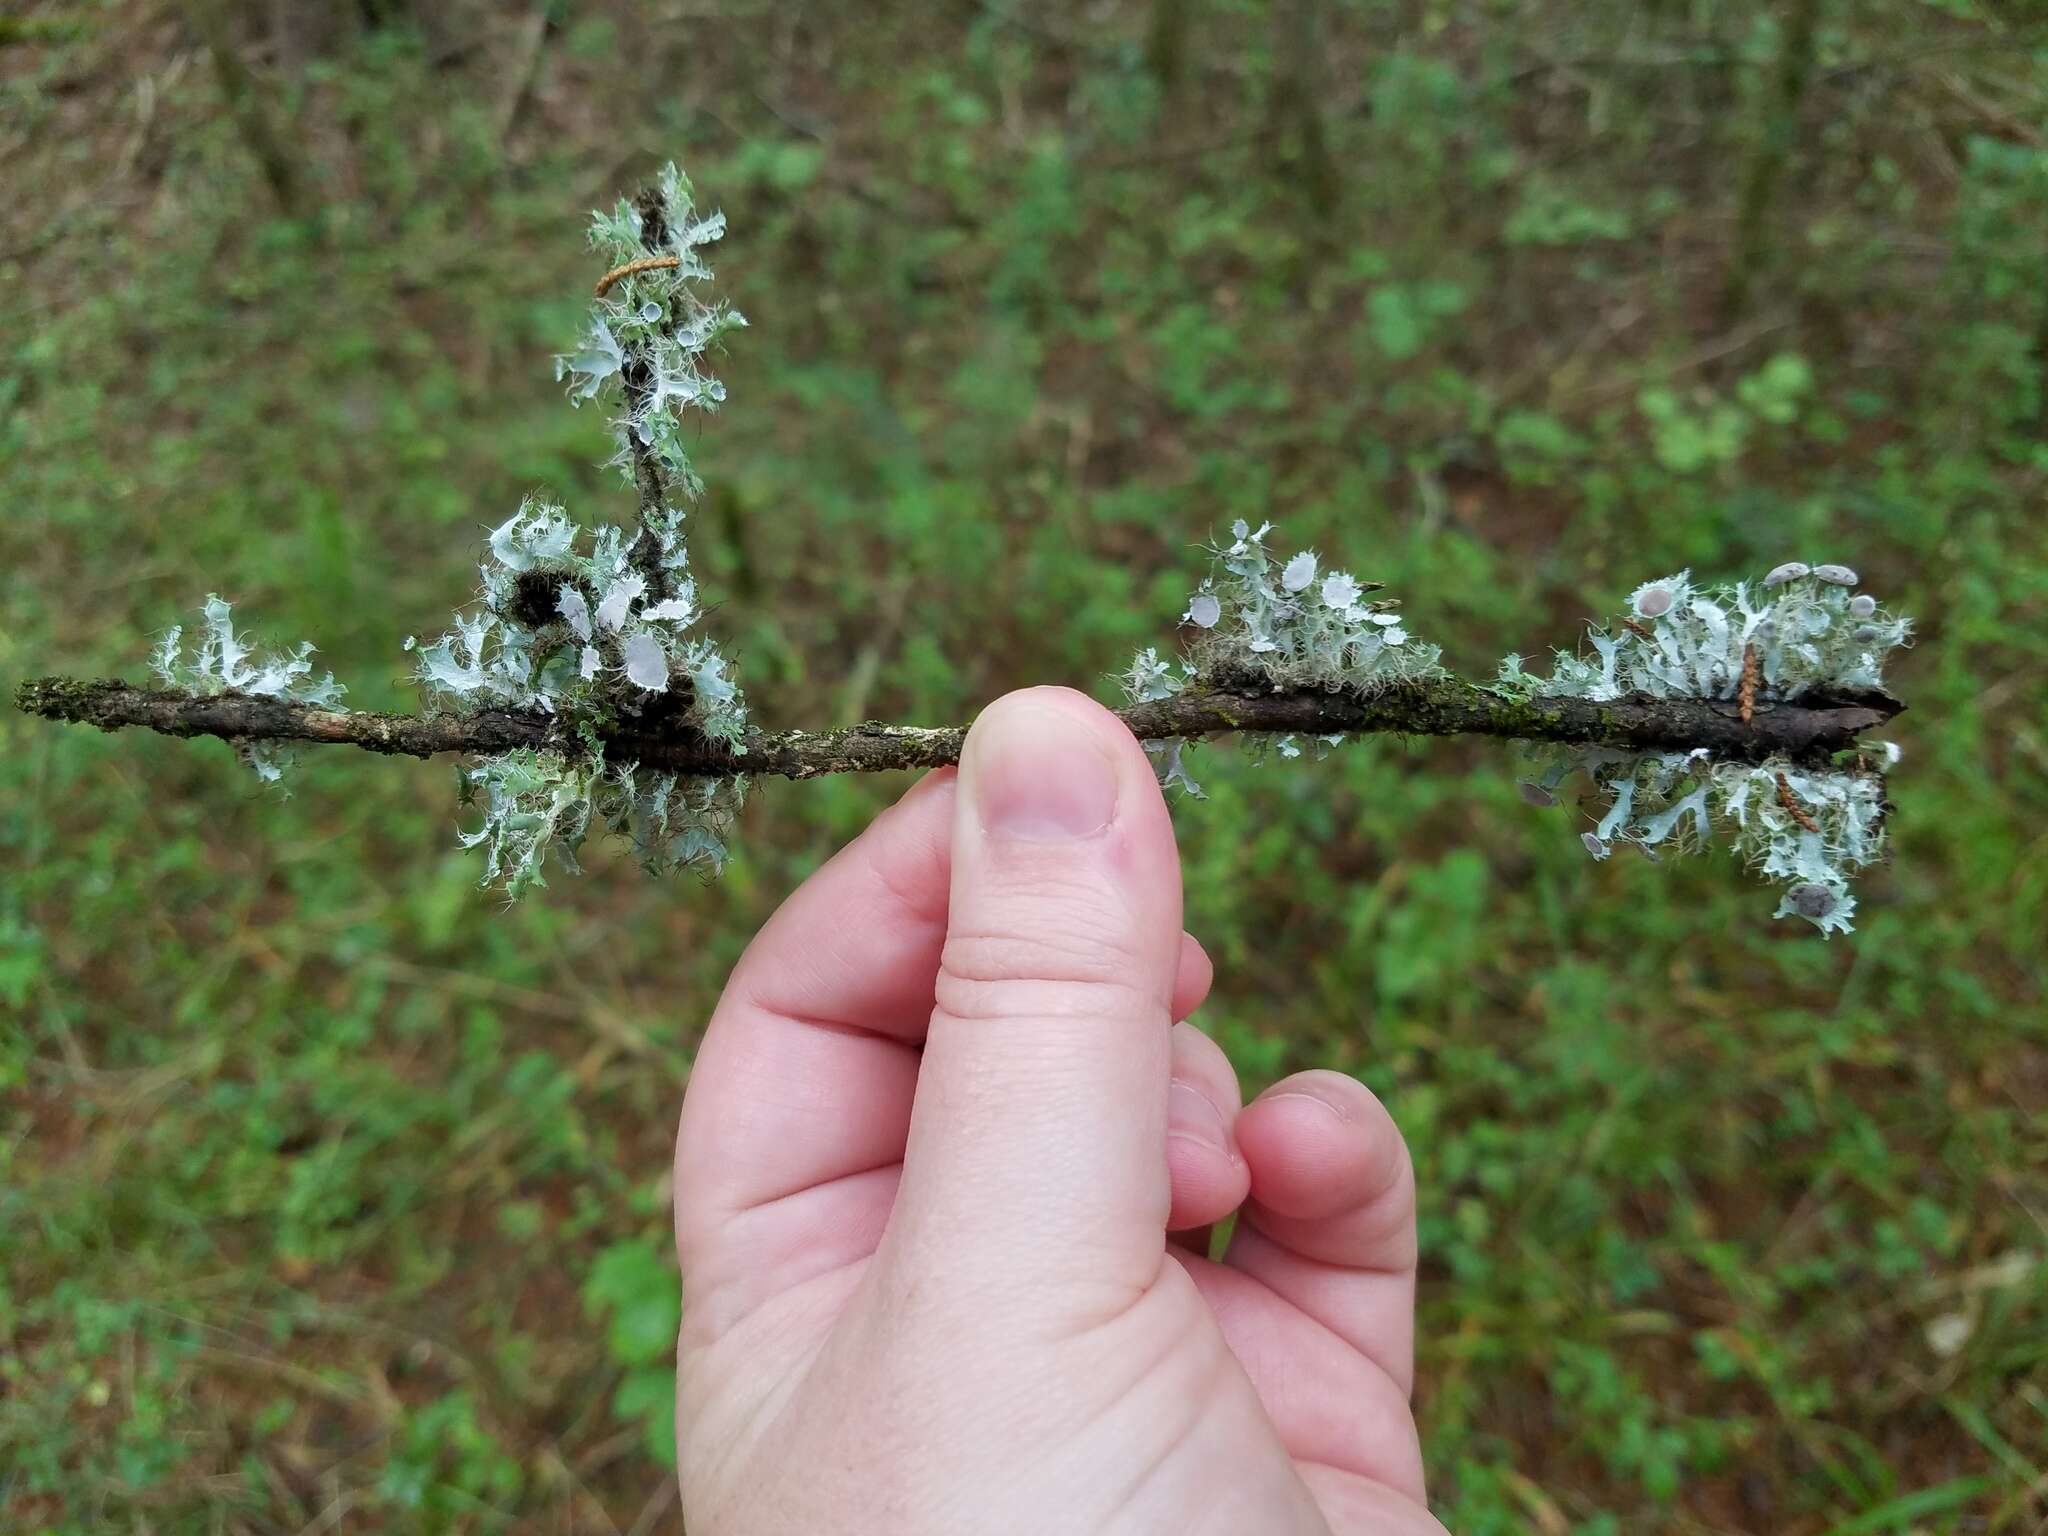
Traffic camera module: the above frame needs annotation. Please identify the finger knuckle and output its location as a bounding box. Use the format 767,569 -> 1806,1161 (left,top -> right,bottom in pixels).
935,924 -> 1159,1023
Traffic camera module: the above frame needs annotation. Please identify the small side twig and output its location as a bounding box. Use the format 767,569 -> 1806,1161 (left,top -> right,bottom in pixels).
1775,770 -> 1822,832
603,182 -> 692,600
493,0 -> 554,146
594,255 -> 680,298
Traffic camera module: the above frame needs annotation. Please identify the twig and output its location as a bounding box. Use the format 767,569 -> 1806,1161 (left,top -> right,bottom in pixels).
593,254 -> 681,297
605,183 -> 693,599
178,0 -> 313,220
1775,770 -> 1822,831
16,675 -> 1906,781
493,0 -> 554,146
626,1476 -> 677,1536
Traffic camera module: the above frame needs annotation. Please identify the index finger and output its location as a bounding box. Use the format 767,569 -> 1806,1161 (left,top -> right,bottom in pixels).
677,768 -> 956,1234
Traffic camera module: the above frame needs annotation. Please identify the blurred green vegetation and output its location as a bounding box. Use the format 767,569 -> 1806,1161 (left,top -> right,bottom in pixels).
3,1 -> 2045,1531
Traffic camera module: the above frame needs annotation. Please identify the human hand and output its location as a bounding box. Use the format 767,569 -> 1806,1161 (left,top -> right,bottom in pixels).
674,687 -> 1445,1534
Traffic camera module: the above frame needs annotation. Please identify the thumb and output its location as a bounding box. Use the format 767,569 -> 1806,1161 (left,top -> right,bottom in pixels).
892,686 -> 1185,1293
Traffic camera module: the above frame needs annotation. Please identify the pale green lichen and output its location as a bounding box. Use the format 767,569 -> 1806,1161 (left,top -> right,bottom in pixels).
1122,646 -> 1203,796
1499,565 -> 1910,706
1523,744 -> 1894,936
601,765 -> 743,879
1180,520 -> 1444,692
151,595 -> 345,788
1126,544 -> 1910,934
455,747 -> 742,900
152,596 -> 346,706
566,162 -> 747,500
406,498 -> 746,747
410,162 -> 753,896
1125,521 -> 1437,798
457,749 -> 602,896
406,497 -> 751,895
1509,563 -> 1911,934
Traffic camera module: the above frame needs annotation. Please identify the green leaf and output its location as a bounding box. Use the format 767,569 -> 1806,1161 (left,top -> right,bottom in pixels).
1736,352 -> 1815,426
582,1239 -> 681,1367
614,1365 -> 679,1468
1815,1477 -> 1996,1536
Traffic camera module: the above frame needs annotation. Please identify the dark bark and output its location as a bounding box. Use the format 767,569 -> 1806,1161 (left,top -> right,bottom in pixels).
1147,0 -> 1190,95
180,0 -> 314,219
16,675 -> 1905,782
1723,0 -> 1825,321
1269,0 -> 1339,219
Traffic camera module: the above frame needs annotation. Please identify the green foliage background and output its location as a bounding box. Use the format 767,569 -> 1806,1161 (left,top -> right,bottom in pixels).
3,2 -> 2044,1531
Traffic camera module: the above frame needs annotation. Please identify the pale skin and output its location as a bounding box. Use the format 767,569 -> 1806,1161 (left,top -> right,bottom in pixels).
674,686 -> 1448,1534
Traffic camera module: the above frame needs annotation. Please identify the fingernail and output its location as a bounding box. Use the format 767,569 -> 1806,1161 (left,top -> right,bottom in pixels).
968,699 -> 1120,842
1263,1088 -> 1352,1123
1168,1080 -> 1234,1159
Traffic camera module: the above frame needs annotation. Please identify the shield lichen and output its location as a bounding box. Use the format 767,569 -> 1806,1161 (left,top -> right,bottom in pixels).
1507,565 -> 1911,933
1176,520 -> 1443,693
1125,520 -> 1437,799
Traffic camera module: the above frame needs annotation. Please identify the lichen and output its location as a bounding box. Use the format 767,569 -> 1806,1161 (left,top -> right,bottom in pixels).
1122,545 -> 1911,933
1126,521 -> 1439,796
406,498 -> 746,750
457,748 -> 603,897
1180,520 -> 1444,693
1121,646 -> 1203,796
566,163 -> 747,500
152,595 -> 346,706
1508,562 -> 1911,934
409,162 -> 753,895
1522,744 -> 1893,935
600,764 -> 744,880
455,746 -> 743,899
150,595 -> 345,789
97,164 -> 1915,933
1500,565 -> 1910,706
